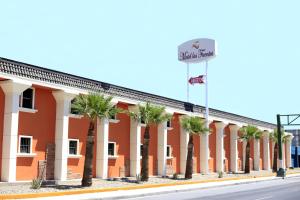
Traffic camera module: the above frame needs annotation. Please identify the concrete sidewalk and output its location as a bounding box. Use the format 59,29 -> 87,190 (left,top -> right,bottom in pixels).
4,173 -> 298,200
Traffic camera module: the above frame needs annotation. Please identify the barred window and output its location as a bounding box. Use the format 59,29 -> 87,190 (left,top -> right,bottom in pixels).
108,142 -> 116,156
69,139 -> 79,155
167,145 -> 172,158
19,136 -> 32,154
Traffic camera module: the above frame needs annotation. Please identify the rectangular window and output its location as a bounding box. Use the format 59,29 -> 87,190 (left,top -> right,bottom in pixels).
167,120 -> 171,128
108,142 -> 116,156
69,139 -> 79,155
166,145 -> 172,158
19,135 -> 33,154
19,88 -> 34,109
70,99 -> 79,115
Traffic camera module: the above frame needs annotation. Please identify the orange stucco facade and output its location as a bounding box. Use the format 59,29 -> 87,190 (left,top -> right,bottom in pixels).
0,84 -> 285,181
0,58 -> 285,182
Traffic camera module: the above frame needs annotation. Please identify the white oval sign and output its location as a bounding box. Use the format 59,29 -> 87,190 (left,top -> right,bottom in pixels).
178,38 -> 217,63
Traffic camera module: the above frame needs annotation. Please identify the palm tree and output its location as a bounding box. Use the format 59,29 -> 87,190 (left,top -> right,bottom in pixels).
71,93 -> 121,187
128,102 -> 170,181
270,128 -> 286,172
180,116 -> 208,179
239,125 -> 262,173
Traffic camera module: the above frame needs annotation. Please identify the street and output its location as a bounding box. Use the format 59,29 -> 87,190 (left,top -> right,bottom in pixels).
126,176 -> 300,200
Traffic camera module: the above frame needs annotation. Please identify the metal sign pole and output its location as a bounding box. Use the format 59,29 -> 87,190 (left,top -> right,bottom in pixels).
187,63 -> 190,102
205,60 -> 209,128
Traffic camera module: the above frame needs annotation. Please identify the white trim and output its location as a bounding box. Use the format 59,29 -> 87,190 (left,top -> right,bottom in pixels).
19,107 -> 38,113
16,153 -> 37,157
68,114 -> 84,119
68,139 -> 80,156
18,135 -> 33,154
108,141 -> 117,157
109,119 -> 120,124
19,87 -> 35,109
166,145 -> 172,159
68,154 -> 82,159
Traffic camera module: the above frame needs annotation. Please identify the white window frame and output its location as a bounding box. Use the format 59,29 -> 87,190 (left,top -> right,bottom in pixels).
19,88 -> 38,113
69,98 -> 84,119
19,88 -> 35,109
108,141 -> 118,158
68,139 -> 80,157
18,135 -> 34,155
166,145 -> 173,159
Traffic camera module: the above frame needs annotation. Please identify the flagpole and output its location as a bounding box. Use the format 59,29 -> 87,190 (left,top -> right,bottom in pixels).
187,63 -> 190,102
205,60 -> 209,128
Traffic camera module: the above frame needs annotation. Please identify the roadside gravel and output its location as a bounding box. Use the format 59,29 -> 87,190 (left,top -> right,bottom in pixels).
0,169 -> 298,195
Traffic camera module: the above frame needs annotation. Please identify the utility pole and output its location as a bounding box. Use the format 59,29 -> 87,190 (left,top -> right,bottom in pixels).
276,114 -> 285,177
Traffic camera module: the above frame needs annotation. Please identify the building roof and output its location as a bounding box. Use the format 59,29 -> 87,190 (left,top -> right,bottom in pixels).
0,57 -> 276,129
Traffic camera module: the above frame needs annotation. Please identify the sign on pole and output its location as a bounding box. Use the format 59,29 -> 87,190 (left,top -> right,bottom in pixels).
178,38 -> 217,64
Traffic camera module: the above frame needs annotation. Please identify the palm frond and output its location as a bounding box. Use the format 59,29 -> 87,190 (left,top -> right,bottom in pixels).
180,116 -> 209,135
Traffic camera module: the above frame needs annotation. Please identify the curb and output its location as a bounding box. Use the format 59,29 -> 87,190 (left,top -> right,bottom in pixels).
1,172 -> 300,200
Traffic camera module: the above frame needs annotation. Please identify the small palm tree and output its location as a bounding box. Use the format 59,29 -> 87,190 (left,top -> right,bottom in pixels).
72,93 -> 121,187
180,116 -> 209,179
239,125 -> 262,173
270,128 -> 286,172
128,102 -> 171,181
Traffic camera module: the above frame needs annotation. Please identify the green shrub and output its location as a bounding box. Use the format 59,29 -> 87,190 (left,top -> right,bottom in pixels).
173,173 -> 179,180
218,171 -> 224,178
31,178 -> 42,189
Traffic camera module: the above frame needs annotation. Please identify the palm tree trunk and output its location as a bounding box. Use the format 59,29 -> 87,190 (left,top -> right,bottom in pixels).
185,134 -> 194,179
81,120 -> 95,187
141,125 -> 150,181
245,140 -> 250,173
273,142 -> 278,172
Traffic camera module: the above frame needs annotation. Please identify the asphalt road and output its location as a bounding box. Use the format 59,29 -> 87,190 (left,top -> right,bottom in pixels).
126,176 -> 300,200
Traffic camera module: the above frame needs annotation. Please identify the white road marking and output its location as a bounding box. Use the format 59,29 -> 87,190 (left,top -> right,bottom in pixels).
254,196 -> 273,200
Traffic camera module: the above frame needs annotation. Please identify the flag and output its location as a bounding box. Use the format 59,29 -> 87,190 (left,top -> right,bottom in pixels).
188,75 -> 205,85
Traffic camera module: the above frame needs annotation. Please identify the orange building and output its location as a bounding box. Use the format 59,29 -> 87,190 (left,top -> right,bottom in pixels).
0,57 -> 293,182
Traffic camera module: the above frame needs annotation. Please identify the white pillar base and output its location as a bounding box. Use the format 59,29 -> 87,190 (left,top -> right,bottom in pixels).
180,122 -> 189,175
215,122 -> 226,173
157,122 -> 167,176
1,80 -> 31,182
200,134 -> 209,174
53,91 -> 76,181
229,125 -> 239,173
96,118 -> 109,179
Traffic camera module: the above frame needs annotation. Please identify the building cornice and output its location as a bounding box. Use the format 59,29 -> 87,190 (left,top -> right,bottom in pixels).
0,57 -> 276,129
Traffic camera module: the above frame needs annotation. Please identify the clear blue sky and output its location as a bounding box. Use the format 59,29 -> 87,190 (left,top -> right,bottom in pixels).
0,1 -> 299,124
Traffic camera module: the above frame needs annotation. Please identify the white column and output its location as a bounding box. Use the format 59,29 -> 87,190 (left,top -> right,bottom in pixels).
271,141 -> 275,168
96,118 -> 109,179
129,116 -> 141,176
263,131 -> 271,170
253,138 -> 260,171
157,121 -> 168,176
242,140 -> 247,170
180,119 -> 189,174
52,90 -> 76,181
229,125 -> 239,173
282,143 -> 286,169
200,133 -> 209,174
215,122 -> 226,173
286,139 -> 292,168
1,80 -> 31,182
